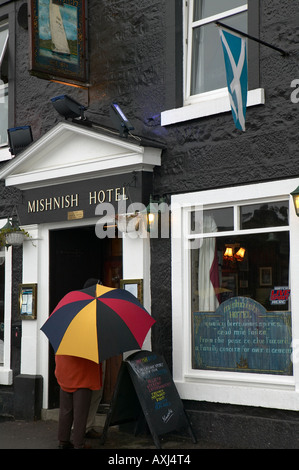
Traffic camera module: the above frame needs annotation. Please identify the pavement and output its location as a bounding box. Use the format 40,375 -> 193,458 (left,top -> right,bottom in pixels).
0,412 -> 233,452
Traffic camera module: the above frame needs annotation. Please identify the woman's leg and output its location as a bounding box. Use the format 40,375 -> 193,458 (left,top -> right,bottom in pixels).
72,388 -> 92,448
58,388 -> 74,447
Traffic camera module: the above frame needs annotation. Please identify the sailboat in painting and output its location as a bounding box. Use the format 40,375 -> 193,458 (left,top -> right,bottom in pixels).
49,0 -> 70,56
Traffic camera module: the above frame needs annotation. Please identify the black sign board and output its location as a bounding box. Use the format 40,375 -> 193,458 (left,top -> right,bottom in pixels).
101,350 -> 197,449
17,171 -> 153,225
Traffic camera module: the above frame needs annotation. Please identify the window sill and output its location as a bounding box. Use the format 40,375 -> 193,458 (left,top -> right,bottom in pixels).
161,88 -> 265,126
0,367 -> 13,385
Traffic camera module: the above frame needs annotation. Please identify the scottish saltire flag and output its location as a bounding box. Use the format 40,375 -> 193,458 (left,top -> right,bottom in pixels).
219,28 -> 248,131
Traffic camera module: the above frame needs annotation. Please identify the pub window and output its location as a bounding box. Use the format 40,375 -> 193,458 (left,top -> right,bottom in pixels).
185,0 -> 248,102
0,19 -> 8,148
190,201 -> 292,376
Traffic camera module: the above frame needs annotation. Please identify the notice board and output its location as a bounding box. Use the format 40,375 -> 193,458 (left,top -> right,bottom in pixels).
101,350 -> 197,449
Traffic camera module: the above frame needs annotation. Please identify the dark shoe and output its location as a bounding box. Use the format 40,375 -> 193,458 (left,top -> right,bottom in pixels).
58,441 -> 74,449
85,429 -> 101,439
74,443 -> 92,449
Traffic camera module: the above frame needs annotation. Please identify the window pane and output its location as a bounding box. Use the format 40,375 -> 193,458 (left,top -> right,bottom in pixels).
191,208 -> 234,233
191,12 -> 247,95
191,231 -> 291,375
240,201 -> 289,229
194,0 -> 247,21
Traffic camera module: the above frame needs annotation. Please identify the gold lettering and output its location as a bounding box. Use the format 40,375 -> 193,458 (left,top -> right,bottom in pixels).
64,195 -> 70,208
39,199 -> 45,212
28,201 -> 36,213
53,197 -> 60,209
98,190 -> 105,203
122,187 -> 128,200
71,194 -> 79,207
89,191 -> 97,205
45,198 -> 52,211
115,188 -> 121,201
106,188 -> 113,202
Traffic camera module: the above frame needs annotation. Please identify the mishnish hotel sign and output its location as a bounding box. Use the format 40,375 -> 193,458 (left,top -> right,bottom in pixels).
27,187 -> 128,213
18,172 -> 152,225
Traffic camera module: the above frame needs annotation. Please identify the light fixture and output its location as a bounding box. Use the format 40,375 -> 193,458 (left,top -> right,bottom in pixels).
51,95 -> 87,120
235,247 -> 246,261
7,126 -> 33,155
291,186 -> 299,217
223,246 -> 234,260
146,196 -> 167,233
110,102 -> 134,137
223,244 -> 246,262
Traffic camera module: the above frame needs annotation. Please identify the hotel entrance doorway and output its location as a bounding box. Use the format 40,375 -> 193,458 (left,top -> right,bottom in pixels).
48,225 -> 122,408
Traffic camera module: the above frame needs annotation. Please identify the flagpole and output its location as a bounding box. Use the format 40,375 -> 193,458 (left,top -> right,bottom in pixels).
215,21 -> 289,57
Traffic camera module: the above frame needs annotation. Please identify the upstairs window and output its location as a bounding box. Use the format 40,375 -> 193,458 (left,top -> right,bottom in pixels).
185,1 -> 248,102
0,19 -> 8,148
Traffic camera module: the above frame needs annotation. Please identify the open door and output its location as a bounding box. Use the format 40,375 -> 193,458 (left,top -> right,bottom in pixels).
49,226 -> 122,408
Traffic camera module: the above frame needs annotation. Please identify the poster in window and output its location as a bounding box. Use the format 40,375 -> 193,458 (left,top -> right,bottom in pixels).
29,0 -> 88,85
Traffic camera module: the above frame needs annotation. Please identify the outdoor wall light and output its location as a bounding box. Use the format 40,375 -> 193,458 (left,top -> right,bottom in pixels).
146,196 -> 167,232
7,126 -> 33,155
51,95 -> 87,120
291,186 -> 299,217
110,102 -> 134,137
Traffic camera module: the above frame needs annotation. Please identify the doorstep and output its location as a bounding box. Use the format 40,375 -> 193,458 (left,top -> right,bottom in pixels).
41,403 -> 109,427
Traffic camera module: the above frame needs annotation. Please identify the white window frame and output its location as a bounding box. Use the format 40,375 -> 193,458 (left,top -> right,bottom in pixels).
185,3 -> 248,104
0,216 -> 12,385
171,178 -> 299,411
0,20 -> 11,161
161,1 -> 265,127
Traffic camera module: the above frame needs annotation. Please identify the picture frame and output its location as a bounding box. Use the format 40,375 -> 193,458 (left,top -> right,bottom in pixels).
19,284 -> 37,320
120,279 -> 143,304
259,267 -> 272,286
29,0 -> 88,86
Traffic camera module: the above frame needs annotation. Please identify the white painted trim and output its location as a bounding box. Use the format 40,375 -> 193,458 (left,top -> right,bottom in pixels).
171,177 -> 299,411
0,247 -> 12,385
161,88 -> 265,126
0,122 -> 162,190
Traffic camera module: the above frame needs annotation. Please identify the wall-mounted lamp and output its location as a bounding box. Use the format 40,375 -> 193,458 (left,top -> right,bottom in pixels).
110,102 -> 134,138
146,196 -> 167,233
7,126 -> 33,155
51,95 -> 87,120
291,186 -> 299,217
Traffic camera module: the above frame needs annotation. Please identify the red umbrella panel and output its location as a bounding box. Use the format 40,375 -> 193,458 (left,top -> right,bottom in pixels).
41,284 -> 156,364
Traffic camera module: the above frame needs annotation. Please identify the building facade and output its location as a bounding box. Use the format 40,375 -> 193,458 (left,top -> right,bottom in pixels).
0,0 -> 298,447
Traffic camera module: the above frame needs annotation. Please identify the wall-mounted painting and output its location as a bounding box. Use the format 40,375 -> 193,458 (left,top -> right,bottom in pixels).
29,0 -> 88,85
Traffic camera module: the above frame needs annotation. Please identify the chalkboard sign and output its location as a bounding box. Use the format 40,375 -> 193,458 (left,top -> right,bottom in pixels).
193,297 -> 292,375
101,350 -> 197,449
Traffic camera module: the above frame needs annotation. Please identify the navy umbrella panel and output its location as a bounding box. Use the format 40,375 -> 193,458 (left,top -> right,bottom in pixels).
41,284 -> 156,364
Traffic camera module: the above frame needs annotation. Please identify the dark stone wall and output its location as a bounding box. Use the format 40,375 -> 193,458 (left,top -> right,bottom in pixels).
1,0 -> 298,416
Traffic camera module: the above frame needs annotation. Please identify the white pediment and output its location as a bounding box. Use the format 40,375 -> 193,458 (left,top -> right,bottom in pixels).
0,122 -> 162,189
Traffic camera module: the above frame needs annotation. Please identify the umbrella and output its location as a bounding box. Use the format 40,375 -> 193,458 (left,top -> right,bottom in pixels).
41,284 -> 156,364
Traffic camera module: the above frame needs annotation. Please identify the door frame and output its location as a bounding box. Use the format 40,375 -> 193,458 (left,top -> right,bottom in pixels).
21,216 -> 152,410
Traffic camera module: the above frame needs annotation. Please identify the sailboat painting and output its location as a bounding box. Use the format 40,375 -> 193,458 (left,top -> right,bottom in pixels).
29,0 -> 87,83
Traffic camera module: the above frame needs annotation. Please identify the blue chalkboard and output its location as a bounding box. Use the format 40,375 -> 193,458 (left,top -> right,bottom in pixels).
193,297 -> 292,375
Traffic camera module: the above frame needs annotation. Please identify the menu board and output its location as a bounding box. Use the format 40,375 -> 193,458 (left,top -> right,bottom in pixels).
101,350 -> 196,449
193,297 -> 292,375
